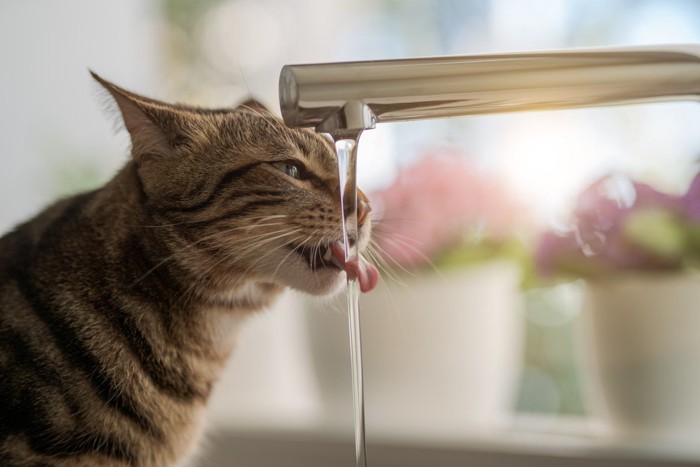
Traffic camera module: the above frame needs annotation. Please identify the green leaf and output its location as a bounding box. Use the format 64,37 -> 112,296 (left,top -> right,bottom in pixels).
623,209 -> 685,261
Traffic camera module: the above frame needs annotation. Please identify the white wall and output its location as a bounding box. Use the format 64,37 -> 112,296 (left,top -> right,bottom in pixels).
0,0 -> 160,233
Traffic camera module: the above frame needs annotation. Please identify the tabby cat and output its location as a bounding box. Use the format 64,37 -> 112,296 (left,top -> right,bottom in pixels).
0,73 -> 378,466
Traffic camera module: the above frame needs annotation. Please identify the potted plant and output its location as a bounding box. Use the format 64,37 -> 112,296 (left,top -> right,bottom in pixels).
536,173 -> 700,444
309,151 -> 531,439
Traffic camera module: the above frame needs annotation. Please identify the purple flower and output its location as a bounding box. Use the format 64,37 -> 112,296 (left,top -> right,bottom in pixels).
536,174 -> 692,279
682,172 -> 700,223
535,231 -> 586,278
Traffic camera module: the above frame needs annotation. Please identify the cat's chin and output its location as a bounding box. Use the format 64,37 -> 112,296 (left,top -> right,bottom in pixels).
282,267 -> 347,296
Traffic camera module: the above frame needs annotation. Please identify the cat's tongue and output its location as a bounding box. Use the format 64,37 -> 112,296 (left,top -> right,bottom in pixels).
330,242 -> 379,293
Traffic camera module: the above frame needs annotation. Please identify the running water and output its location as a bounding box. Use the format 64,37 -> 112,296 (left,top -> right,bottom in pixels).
334,133 -> 367,467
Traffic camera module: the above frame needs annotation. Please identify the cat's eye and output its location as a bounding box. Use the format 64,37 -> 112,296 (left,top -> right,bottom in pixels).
272,161 -> 302,180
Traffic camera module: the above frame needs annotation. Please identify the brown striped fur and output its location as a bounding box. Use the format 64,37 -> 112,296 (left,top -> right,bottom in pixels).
0,74 -> 372,466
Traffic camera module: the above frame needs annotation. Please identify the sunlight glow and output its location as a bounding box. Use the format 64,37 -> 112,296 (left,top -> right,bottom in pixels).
495,113 -> 616,222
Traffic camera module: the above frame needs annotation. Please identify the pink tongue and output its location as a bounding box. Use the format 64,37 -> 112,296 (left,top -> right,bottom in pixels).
330,242 -> 379,293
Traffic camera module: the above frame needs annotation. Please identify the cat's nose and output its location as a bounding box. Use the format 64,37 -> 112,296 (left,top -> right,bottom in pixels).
357,189 -> 371,227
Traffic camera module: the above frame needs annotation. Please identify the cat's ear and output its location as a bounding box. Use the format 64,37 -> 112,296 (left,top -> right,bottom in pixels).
91,71 -> 181,161
236,98 -> 273,116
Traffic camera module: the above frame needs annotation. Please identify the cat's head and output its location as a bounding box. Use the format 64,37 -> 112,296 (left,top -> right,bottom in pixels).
93,72 -> 377,298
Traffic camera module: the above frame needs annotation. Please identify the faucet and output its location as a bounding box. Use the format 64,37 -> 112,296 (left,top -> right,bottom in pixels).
278,44 -> 700,134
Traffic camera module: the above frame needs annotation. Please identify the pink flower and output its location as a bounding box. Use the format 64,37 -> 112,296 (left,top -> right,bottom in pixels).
371,150 -> 528,270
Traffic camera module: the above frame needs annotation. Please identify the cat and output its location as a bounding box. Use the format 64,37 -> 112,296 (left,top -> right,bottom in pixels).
0,72 -> 378,467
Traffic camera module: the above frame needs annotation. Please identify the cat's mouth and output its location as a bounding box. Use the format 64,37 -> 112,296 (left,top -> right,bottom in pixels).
297,242 -> 347,271
295,241 -> 379,293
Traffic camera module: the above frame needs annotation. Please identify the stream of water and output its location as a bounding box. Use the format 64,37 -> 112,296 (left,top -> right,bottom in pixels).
334,135 -> 367,467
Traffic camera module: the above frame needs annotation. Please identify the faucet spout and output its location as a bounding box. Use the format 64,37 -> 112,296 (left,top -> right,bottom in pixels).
279,44 -> 700,132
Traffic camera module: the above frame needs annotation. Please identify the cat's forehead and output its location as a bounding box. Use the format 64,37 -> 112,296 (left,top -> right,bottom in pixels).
213,112 -> 337,174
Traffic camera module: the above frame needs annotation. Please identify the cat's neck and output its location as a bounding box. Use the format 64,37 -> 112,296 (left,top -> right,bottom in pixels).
93,163 -> 284,344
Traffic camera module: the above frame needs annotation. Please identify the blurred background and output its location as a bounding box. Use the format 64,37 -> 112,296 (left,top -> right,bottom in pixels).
3,1 -> 700,466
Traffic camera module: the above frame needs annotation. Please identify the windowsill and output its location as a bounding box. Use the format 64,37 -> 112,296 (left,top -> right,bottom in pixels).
201,414 -> 700,467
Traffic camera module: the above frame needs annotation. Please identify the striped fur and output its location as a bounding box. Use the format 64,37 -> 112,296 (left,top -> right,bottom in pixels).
0,75 -> 372,466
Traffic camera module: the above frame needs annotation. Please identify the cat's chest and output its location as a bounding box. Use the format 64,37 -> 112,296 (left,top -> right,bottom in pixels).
202,281 -> 283,312
189,283 -> 283,355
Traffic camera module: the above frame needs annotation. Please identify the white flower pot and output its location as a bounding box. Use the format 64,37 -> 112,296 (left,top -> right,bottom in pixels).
583,274 -> 700,444
307,260 -> 523,440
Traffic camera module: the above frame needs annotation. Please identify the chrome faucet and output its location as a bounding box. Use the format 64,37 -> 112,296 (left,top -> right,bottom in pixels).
278,44 -> 700,133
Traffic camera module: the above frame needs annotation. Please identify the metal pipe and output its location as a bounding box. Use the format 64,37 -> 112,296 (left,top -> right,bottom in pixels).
279,44 -> 700,133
